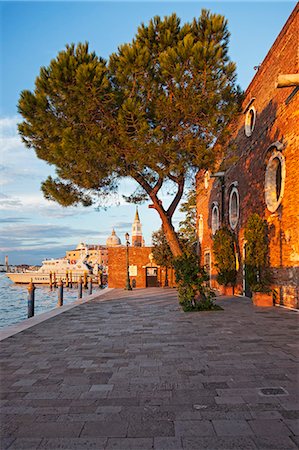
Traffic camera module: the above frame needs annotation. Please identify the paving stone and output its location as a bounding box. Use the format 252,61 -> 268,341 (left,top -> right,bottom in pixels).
127,419 -> 174,437
252,436 -> 298,449
106,437 -> 154,449
154,437 -> 183,449
212,419 -> 254,436
175,420 -> 215,437
39,438 -> 108,449
248,419 -> 292,436
15,422 -> 84,438
80,420 -> 127,437
5,438 -> 42,449
182,436 -> 258,449
0,437 -> 16,450
285,419 -> 299,435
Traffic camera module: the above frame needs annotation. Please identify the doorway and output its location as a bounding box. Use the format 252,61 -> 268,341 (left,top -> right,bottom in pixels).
146,267 -> 158,287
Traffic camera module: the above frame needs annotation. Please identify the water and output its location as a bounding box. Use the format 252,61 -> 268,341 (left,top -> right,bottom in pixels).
0,274 -> 99,329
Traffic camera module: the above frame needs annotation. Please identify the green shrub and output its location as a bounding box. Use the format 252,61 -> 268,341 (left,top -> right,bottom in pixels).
173,254 -> 221,312
244,213 -> 272,293
212,227 -> 237,287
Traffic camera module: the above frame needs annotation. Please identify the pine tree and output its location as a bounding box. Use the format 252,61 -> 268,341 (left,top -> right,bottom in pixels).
18,10 -> 241,257
178,190 -> 197,252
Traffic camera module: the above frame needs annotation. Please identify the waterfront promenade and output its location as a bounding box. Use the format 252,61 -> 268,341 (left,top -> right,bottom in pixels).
1,288 -> 298,449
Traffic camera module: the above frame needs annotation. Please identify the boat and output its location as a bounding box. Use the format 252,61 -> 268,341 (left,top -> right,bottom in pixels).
6,257 -> 93,284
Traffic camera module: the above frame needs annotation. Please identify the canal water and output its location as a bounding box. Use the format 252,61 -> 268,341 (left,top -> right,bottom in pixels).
0,274 -> 100,329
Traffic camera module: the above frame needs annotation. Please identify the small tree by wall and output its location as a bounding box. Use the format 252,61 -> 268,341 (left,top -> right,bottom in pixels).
244,213 -> 271,292
212,227 -> 237,287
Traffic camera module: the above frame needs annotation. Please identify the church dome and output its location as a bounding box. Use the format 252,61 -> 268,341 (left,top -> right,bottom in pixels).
106,229 -> 121,247
76,242 -> 87,250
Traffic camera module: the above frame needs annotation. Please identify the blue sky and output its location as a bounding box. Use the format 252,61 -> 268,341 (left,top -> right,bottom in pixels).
0,1 -> 296,264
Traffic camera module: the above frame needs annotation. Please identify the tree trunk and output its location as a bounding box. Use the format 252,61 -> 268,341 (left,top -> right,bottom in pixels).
132,172 -> 184,258
150,197 -> 183,257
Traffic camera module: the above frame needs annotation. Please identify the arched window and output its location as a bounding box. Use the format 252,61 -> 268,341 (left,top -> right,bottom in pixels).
204,171 -> 210,189
265,150 -> 286,212
229,187 -> 239,230
245,106 -> 256,137
211,204 -> 220,235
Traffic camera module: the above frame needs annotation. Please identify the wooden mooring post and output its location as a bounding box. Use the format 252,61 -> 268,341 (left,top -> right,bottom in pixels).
27,281 -> 35,318
83,271 -> 88,289
57,279 -> 63,307
78,277 -> 83,299
65,271 -> 69,288
88,276 -> 92,295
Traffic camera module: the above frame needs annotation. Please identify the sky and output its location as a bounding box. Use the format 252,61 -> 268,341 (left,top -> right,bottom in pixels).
0,1 -> 296,265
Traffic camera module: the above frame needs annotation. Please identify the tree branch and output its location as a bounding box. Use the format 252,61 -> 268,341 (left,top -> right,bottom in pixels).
167,177 -> 185,219
152,177 -> 163,195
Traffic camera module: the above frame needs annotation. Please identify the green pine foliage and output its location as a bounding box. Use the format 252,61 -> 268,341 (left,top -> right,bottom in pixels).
152,228 -> 174,268
212,227 -> 237,286
244,214 -> 271,292
178,190 -> 197,252
18,10 -> 242,257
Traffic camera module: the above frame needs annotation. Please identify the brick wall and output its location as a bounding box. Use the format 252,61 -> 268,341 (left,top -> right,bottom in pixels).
108,247 -> 177,289
196,5 -> 299,308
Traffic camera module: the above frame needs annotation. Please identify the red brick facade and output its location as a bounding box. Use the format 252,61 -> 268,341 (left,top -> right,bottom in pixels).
108,247 -> 176,289
196,6 -> 298,309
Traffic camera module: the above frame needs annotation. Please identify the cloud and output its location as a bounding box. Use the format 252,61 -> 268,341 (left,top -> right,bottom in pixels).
113,221 -> 132,230
0,244 -> 77,266
0,222 -> 108,253
0,193 -> 23,209
0,217 -> 29,224
0,116 -> 19,134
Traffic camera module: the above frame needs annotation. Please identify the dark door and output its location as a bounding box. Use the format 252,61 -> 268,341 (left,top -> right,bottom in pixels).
146,267 -> 158,287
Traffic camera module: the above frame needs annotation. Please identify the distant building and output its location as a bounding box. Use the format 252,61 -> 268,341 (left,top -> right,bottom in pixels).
196,5 -> 298,309
66,242 -> 108,269
131,207 -> 145,247
106,229 -> 122,247
108,246 -> 175,289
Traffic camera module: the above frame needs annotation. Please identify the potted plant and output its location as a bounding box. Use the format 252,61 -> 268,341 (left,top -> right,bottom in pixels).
244,213 -> 273,306
212,227 -> 237,296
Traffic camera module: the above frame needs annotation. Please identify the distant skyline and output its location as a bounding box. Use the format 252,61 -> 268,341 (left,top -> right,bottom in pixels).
0,1 -> 296,264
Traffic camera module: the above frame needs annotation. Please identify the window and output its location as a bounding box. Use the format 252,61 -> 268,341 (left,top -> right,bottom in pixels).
198,214 -> 203,243
245,106 -> 256,137
229,187 -> 239,230
204,171 -> 210,189
265,150 -> 286,212
211,204 -> 220,235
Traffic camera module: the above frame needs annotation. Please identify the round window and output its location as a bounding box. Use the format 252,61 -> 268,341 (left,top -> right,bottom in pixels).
211,204 -> 220,235
245,106 -> 256,137
229,187 -> 239,230
198,214 -> 203,244
265,151 -> 286,212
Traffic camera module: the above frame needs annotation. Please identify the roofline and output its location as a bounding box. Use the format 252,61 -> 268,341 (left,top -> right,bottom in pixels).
244,3 -> 298,97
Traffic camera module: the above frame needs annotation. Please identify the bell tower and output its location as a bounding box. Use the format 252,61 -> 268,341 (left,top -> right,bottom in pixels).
132,207 -> 144,247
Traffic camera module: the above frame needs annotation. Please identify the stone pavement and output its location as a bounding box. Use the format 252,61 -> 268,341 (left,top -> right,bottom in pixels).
1,288 -> 298,450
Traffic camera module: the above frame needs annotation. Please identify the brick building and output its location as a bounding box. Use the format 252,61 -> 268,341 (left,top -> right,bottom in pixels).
108,246 -> 176,289
196,6 -> 298,308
